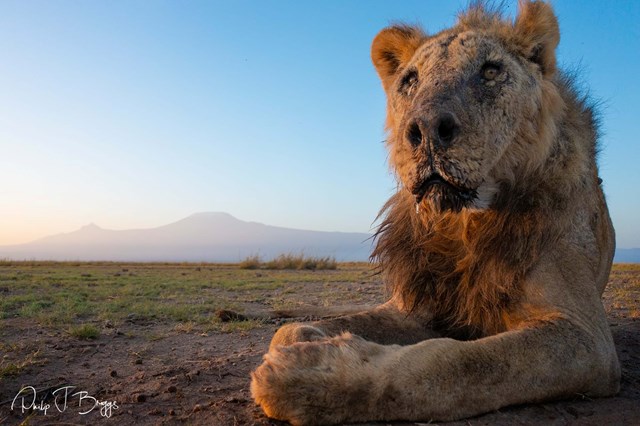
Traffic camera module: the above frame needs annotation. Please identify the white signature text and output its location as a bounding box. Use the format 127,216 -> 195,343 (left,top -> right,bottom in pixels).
11,386 -> 118,418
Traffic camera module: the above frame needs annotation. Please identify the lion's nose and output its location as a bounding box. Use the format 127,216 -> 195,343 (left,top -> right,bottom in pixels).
434,112 -> 459,149
406,113 -> 460,150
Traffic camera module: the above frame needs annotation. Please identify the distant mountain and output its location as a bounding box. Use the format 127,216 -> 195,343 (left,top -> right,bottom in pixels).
2,213 -> 635,264
0,213 -> 373,262
614,248 -> 640,264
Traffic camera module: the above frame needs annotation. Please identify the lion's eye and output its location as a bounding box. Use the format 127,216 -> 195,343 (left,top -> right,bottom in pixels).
399,70 -> 419,96
481,63 -> 501,81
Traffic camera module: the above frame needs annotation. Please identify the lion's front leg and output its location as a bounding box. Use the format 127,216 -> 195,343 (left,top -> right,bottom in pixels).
252,318 -> 620,425
269,301 -> 438,349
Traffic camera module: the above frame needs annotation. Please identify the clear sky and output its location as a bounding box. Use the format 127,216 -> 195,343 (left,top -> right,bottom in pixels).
0,1 -> 638,248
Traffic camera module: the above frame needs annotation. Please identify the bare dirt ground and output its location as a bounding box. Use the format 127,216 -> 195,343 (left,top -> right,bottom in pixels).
0,264 -> 638,425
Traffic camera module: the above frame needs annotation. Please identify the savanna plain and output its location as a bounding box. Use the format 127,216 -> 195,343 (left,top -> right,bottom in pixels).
0,261 -> 638,425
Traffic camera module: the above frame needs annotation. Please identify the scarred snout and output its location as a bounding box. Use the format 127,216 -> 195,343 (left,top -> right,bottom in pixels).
403,111 -> 478,212
405,112 -> 461,151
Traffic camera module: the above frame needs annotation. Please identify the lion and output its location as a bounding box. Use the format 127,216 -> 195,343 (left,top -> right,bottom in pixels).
250,2 -> 620,425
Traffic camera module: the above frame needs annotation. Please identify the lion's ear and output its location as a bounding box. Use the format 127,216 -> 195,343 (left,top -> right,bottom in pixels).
371,25 -> 426,92
513,1 -> 560,77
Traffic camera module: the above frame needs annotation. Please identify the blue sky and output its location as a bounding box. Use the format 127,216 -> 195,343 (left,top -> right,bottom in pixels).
0,1 -> 638,248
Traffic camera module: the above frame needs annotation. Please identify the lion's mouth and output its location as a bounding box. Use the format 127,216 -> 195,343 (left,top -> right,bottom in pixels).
412,173 -> 478,212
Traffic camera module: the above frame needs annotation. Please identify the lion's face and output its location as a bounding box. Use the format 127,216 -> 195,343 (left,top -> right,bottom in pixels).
372,5 -> 561,212
384,32 -> 543,212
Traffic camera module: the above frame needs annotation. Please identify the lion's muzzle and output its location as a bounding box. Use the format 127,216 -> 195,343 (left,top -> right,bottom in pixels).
413,173 -> 478,212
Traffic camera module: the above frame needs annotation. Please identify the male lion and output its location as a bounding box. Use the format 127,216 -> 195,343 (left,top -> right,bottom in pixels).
251,2 -> 620,424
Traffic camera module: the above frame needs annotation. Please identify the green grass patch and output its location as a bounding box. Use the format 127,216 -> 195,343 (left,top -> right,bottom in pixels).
68,323 -> 100,339
0,261 -> 375,332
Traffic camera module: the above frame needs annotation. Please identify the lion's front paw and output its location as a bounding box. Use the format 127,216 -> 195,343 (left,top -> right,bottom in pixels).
269,323 -> 327,350
251,333 -> 385,426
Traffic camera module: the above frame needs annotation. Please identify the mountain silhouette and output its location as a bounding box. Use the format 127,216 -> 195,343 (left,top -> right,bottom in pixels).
0,213 -> 373,262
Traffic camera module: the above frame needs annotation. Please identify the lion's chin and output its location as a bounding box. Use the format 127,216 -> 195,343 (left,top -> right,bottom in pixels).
414,174 -> 478,213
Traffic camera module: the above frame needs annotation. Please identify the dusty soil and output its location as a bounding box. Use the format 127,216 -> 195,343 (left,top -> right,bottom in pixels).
1,268 -> 639,425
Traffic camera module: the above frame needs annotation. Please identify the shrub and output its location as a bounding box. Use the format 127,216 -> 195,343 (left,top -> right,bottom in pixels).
241,253 -> 338,270
264,254 -> 338,271
239,254 -> 262,269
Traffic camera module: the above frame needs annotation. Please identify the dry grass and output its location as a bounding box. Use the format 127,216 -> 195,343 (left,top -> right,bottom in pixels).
240,254 -> 338,270
0,345 -> 43,378
604,264 -> 640,319
238,254 -> 262,269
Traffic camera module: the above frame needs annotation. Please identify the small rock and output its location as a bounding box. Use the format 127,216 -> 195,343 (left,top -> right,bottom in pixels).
134,358 -> 143,365
169,409 -> 176,416
110,370 -> 118,377
193,404 -> 202,412
135,394 -> 146,403
167,385 -> 177,393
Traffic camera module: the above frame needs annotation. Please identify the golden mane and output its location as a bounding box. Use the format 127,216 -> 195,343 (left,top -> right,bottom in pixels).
370,183 -> 570,337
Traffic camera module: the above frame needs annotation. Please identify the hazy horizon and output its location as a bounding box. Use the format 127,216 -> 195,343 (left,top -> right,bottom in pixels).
0,211 -> 374,246
0,211 -> 374,262
1,210 -> 637,263
1,1 -> 638,248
